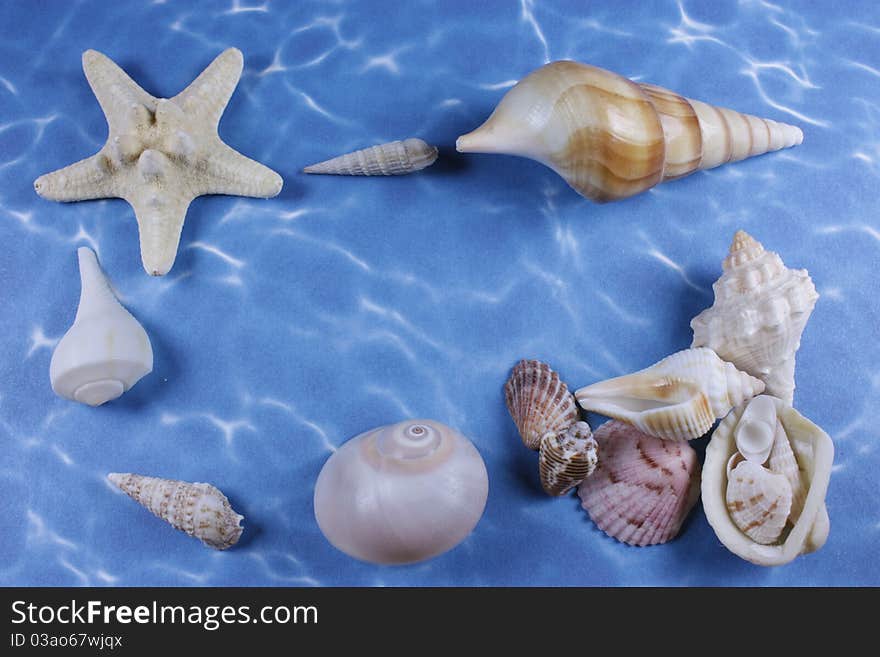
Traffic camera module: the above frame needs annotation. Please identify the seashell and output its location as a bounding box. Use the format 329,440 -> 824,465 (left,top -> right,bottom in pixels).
538,421 -> 598,496
734,394 -> 777,464
313,419 -> 488,565
456,60 -> 803,202
504,359 -> 580,450
691,231 -> 818,405
574,347 -> 764,441
303,138 -> 438,176
577,420 -> 701,546
108,473 -> 243,550
726,459 -> 792,545
702,395 -> 833,566
49,247 -> 153,406
768,417 -> 808,524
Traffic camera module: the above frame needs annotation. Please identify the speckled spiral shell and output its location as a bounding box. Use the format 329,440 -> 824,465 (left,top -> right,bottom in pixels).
691,231 -> 818,405
726,459 -> 792,545
303,138 -> 438,175
575,348 -> 765,441
456,61 -> 803,202
538,421 -> 598,496
108,473 -> 243,550
505,359 -> 580,450
577,421 -> 701,546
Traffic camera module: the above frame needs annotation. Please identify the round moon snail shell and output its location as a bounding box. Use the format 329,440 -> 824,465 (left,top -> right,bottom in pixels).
313,419 -> 489,565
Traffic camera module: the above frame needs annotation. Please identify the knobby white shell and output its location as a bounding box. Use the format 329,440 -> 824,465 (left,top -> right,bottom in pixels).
313,419 -> 489,565
108,473 -> 244,550
726,459 -> 793,545
538,421 -> 598,496
456,61 -> 802,202
691,231 -> 818,404
505,359 -> 580,450
303,138 -> 438,176
575,347 -> 765,441
49,247 -> 153,406
702,395 -> 833,566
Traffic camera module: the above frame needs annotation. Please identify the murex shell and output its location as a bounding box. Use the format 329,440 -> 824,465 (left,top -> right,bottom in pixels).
313,419 -> 489,565
303,138 -> 438,176
691,230 -> 818,405
505,359 -> 579,450
456,60 -> 803,202
575,347 -> 764,441
702,395 -> 833,566
577,420 -> 701,547
50,247 -> 153,406
108,473 -> 244,550
538,421 -> 598,496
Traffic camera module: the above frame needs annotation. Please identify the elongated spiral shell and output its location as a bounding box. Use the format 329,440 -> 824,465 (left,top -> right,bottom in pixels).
303,138 -> 438,175
456,60 -> 803,202
538,421 -> 598,496
505,359 -> 580,450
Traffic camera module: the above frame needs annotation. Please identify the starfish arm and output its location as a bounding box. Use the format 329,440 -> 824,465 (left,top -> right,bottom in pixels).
82,50 -> 157,134
173,48 -> 244,132
127,184 -> 196,276
34,153 -> 119,201
200,142 -> 283,198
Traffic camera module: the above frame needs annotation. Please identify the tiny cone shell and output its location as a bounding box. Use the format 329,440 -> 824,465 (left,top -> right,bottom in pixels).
538,421 -> 598,496
303,138 -> 438,175
108,473 -> 244,550
505,359 -> 580,450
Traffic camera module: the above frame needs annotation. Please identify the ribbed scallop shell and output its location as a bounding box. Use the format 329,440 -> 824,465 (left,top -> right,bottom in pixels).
726,460 -> 792,545
538,421 -> 598,496
505,359 -> 580,450
303,138 -> 438,175
577,421 -> 701,546
108,473 -> 243,550
575,348 -> 765,441
691,231 -> 818,405
456,61 -> 803,202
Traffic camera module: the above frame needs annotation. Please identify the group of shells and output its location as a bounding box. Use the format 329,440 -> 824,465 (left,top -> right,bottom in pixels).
36,48 -> 823,564
504,230 -> 831,566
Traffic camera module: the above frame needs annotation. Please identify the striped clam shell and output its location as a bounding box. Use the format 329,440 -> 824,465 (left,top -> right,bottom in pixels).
538,421 -> 598,496
505,359 -> 579,450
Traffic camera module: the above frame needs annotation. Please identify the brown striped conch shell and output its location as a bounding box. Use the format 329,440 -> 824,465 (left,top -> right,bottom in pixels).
538,421 -> 598,496
574,347 -> 765,441
303,138 -> 438,175
504,359 -> 580,450
108,473 -> 244,550
456,61 -> 803,202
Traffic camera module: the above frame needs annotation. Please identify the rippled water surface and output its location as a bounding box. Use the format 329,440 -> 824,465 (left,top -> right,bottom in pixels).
1,0 -> 878,586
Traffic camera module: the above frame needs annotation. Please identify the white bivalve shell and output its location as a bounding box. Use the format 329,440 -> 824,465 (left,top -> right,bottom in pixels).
575,347 -> 764,441
313,419 -> 489,565
108,473 -> 244,550
691,230 -> 818,404
703,395 -> 833,566
49,247 -> 153,406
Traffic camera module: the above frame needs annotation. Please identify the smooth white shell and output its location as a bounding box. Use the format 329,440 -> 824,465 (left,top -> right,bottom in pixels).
703,396 -> 833,566
313,419 -> 489,565
49,247 -> 153,406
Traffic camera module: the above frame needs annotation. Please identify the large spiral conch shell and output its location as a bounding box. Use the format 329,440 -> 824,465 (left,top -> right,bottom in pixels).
702,395 -> 833,566
313,419 -> 489,565
575,348 -> 765,441
49,247 -> 153,406
577,420 -> 701,546
108,473 -> 244,550
456,61 -> 803,202
538,421 -> 598,496
691,230 -> 818,405
303,138 -> 438,176
504,359 -> 580,450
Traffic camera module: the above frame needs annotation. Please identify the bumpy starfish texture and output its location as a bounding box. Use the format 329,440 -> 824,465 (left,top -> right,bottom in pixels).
34,48 -> 282,276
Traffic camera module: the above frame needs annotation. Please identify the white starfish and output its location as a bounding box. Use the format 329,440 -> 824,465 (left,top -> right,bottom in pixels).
34,48 -> 282,276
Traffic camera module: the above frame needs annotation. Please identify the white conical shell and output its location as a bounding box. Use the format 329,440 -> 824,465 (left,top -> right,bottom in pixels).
313,419 -> 489,565
702,395 -> 834,566
726,459 -> 792,545
303,138 -> 438,175
49,248 -> 153,406
456,61 -> 802,202
734,394 -> 777,464
691,231 -> 818,405
575,348 -> 765,441
108,473 -> 244,550
538,421 -> 598,496
505,359 -> 580,450
577,421 -> 701,546
768,418 -> 808,524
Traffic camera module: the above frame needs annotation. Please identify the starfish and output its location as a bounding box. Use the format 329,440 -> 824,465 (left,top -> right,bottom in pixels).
34,48 -> 282,276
